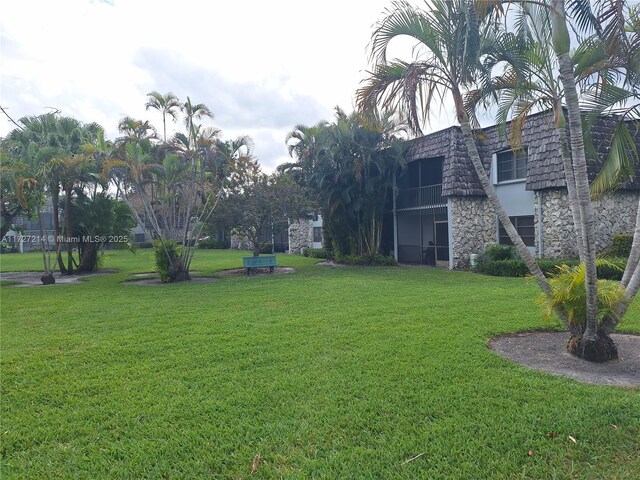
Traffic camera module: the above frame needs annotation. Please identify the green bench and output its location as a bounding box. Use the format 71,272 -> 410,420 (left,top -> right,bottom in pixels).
242,255 -> 277,275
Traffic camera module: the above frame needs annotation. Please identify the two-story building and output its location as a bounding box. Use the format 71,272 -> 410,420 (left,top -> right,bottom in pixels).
390,110 -> 639,268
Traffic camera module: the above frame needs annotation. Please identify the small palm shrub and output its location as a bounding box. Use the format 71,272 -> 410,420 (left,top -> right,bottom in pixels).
153,240 -> 183,283
536,261 -> 627,327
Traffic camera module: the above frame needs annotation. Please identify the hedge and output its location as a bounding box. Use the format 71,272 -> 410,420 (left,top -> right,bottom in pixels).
303,248 -> 330,259
336,253 -> 398,266
478,257 -> 626,280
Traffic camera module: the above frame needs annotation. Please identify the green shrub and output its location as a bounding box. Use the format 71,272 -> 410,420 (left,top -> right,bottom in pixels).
337,253 -> 397,266
537,258 -> 579,276
537,263 -> 627,326
478,259 -> 529,277
483,244 -> 517,261
610,234 -> 633,258
197,238 -> 229,249
0,240 -> 20,253
478,256 -> 626,280
303,248 -> 329,259
596,257 -> 626,280
153,240 -> 180,283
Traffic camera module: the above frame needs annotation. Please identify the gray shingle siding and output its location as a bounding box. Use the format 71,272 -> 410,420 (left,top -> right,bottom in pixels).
406,110 -> 640,195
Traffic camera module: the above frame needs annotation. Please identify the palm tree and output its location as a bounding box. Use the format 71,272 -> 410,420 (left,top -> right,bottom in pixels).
104,100 -> 224,283
3,114 -> 62,282
47,118 -> 103,275
182,97 -> 213,148
464,3 -> 586,263
145,91 -> 181,143
357,0 -> 561,307
567,0 -> 640,335
548,0 -> 602,351
284,108 -> 405,256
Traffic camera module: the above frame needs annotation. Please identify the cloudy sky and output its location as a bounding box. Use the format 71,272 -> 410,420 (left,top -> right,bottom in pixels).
1,0 -> 459,171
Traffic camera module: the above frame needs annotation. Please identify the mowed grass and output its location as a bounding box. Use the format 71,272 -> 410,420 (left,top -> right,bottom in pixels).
1,250 -> 639,479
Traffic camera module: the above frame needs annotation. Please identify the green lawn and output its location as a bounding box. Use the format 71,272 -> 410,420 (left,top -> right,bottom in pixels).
1,250 -> 639,479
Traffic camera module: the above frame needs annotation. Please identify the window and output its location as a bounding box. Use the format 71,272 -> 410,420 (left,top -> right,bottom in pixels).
499,216 -> 535,247
496,149 -> 527,182
313,226 -> 322,243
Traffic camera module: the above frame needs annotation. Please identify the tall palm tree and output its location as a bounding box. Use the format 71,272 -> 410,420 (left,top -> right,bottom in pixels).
547,0 -> 602,346
145,91 -> 181,143
464,3 -> 586,263
182,97 -> 213,148
357,0 -> 561,308
568,0 -> 640,334
2,128 -> 56,283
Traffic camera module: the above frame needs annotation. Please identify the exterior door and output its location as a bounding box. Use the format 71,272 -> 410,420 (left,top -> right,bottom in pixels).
434,221 -> 449,264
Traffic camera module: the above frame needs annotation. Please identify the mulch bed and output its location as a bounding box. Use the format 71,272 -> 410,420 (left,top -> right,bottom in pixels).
216,267 -> 295,277
489,331 -> 640,387
1,270 -> 115,286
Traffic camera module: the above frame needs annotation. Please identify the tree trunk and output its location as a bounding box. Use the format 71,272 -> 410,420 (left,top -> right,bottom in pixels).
77,241 -> 98,272
554,106 -> 585,260
551,0 -> 599,345
51,186 -> 67,275
621,196 -> 640,288
37,207 -> 55,285
457,118 -> 557,299
64,185 -> 74,275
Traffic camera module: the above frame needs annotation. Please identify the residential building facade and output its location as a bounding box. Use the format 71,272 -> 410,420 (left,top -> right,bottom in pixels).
391,111 -> 639,269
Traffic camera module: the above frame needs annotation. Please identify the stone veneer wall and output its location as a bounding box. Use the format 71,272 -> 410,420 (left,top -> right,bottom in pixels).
540,189 -> 638,258
288,219 -> 313,254
450,190 -> 638,267
449,196 -> 496,269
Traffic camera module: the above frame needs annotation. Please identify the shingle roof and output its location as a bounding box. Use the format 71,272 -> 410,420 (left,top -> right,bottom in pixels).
406,110 -> 640,196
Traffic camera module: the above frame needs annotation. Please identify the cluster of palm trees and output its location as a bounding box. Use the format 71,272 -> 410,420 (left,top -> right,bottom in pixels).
354,0 -> 639,360
1,113 -> 134,283
1,91 -> 259,283
102,92 -> 256,282
282,108 -> 408,257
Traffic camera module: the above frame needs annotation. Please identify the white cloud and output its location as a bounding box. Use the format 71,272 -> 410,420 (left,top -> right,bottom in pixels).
1,0 -> 455,171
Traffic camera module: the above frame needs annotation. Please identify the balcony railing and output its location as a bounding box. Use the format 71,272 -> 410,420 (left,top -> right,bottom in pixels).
396,184 -> 444,210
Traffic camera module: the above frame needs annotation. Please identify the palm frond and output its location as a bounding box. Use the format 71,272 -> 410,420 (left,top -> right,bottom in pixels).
590,120 -> 638,197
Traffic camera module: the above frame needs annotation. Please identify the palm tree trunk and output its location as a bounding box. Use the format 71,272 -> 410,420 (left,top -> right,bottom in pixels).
554,106 -> 585,260
621,196 -> 640,288
551,0 -> 599,340
458,120 -> 556,295
602,201 -> 640,332
64,185 -> 74,275
51,186 -> 67,275
37,207 -> 55,284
